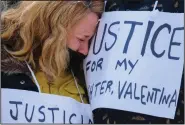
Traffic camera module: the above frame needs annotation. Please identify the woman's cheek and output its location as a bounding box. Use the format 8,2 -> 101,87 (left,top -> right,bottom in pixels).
73,39 -> 81,51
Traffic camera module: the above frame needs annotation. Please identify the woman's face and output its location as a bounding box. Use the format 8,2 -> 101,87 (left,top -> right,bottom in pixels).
67,12 -> 99,56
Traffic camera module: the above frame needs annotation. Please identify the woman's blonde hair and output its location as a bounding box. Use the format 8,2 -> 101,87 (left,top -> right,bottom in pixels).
1,1 -> 104,81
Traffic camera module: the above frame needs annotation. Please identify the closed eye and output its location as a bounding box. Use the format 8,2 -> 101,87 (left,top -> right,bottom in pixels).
79,38 -> 84,42
77,37 -> 85,43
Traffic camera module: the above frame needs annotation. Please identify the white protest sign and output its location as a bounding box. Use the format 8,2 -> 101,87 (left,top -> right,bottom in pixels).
84,11 -> 184,119
2,89 -> 93,123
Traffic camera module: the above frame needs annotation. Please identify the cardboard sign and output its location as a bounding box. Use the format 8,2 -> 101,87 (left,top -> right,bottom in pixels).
2,89 -> 93,123
84,11 -> 184,119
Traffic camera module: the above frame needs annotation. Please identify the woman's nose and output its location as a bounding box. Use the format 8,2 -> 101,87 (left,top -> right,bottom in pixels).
78,42 -> 89,56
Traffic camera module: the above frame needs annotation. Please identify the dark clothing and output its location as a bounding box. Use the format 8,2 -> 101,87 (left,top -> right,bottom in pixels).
2,72 -> 39,92
105,0 -> 184,13
93,0 -> 184,124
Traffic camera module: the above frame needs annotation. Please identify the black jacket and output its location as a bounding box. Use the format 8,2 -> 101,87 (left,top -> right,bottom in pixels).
93,0 -> 184,124
2,72 -> 39,92
105,0 -> 184,12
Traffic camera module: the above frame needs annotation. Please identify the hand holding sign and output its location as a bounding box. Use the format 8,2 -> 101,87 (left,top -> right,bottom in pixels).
84,11 -> 184,119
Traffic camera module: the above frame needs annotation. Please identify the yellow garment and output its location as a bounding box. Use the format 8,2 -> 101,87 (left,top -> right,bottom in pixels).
35,71 -> 88,103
